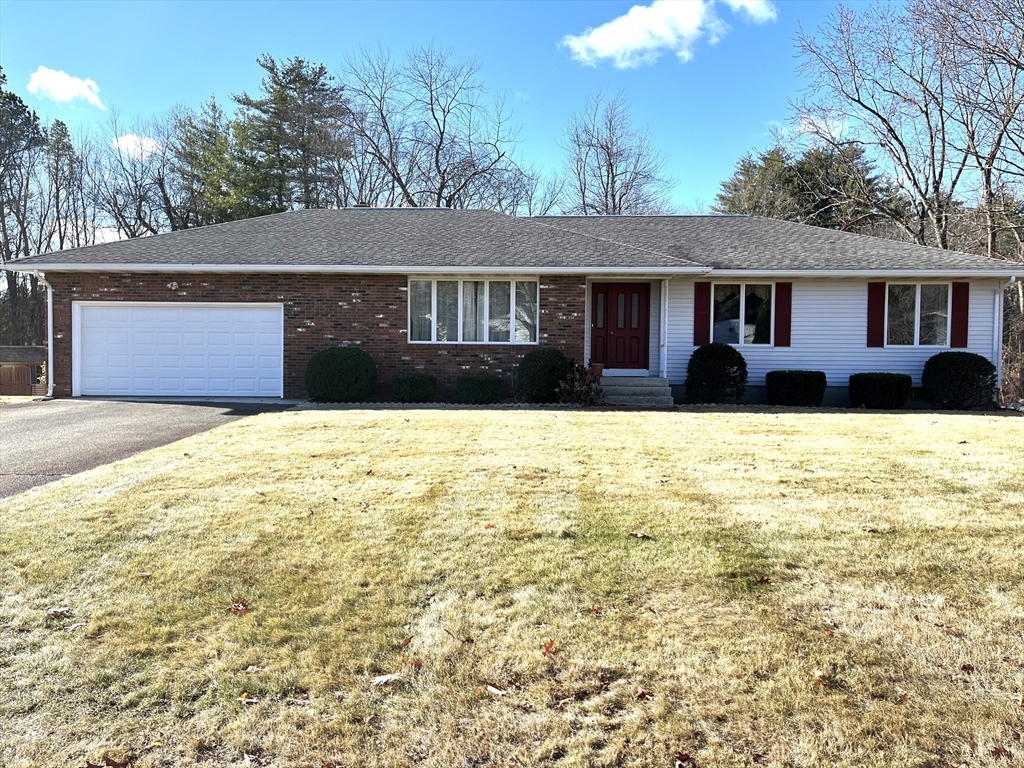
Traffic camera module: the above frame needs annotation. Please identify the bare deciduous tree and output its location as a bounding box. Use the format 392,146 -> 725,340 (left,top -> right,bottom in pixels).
343,46 -> 521,209
562,91 -> 672,216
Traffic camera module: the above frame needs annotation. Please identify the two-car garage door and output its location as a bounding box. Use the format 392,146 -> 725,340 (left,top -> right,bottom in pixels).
74,303 -> 284,397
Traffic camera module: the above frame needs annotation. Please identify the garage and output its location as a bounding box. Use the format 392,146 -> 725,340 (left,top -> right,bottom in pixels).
73,302 -> 284,397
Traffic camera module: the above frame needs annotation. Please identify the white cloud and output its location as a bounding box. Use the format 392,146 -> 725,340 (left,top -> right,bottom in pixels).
111,134 -> 161,161
26,66 -> 106,110
561,0 -> 778,69
721,0 -> 777,23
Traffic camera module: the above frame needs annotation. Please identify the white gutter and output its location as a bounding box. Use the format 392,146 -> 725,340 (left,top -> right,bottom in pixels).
994,276 -> 1017,389
5,263 -> 711,276
700,268 -> 1024,279
33,270 -> 54,399
8,263 -> 1022,279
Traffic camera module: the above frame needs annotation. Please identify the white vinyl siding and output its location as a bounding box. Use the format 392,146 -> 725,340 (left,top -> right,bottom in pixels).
666,279 -> 999,387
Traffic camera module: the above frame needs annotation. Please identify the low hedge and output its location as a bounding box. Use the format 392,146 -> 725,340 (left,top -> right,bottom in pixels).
921,351 -> 997,410
518,348 -> 570,403
849,372 -> 913,409
765,370 -> 827,406
685,343 -> 748,403
392,373 -> 437,403
456,373 -> 503,404
304,347 -> 376,402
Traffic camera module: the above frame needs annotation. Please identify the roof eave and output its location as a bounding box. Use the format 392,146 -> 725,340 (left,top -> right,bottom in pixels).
704,268 -> 1024,279
9,263 -> 709,275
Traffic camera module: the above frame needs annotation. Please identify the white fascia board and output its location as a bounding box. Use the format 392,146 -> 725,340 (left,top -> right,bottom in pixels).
6,262 -> 709,276
698,268 -> 1024,279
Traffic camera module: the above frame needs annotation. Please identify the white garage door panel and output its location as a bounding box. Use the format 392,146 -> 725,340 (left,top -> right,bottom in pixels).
77,304 -> 283,397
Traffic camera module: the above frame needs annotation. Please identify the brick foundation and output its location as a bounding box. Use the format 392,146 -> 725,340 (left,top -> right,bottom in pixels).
46,272 -> 587,399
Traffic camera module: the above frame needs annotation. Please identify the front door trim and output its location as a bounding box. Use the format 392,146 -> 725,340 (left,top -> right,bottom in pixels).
589,282 -> 651,370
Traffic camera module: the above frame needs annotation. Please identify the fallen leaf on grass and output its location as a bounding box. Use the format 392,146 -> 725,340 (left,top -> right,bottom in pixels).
229,597 -> 252,616
895,692 -> 910,705
371,673 -> 404,688
674,753 -> 691,766
756,576 -> 772,584
103,756 -> 130,768
990,746 -> 1012,759
396,636 -> 412,650
960,663 -> 975,674
635,686 -> 654,701
542,639 -> 557,656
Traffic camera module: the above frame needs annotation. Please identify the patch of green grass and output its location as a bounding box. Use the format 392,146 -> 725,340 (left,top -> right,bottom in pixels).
1,409 -> 1023,767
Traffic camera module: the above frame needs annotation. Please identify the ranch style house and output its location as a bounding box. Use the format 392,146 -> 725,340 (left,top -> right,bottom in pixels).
8,208 -> 1022,403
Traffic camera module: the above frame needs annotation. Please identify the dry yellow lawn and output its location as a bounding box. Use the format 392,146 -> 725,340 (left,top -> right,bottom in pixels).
2,408 -> 1023,768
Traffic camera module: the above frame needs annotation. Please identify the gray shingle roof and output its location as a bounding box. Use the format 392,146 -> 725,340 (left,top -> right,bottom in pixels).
0,346 -> 46,364
6,209 -> 700,272
547,215 -> 1018,272
7,208 -> 1020,274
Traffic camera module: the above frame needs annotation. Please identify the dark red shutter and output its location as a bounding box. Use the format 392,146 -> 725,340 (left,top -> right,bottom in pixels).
867,282 -> 886,347
774,282 -> 792,347
694,282 -> 711,345
950,282 -> 969,348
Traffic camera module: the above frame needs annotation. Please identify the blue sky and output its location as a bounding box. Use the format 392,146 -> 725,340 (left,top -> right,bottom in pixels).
0,0 -> 841,211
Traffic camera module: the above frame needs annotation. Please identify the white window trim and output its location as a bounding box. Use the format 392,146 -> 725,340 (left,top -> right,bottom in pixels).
407,277 -> 539,345
883,281 -> 952,348
710,281 -> 776,347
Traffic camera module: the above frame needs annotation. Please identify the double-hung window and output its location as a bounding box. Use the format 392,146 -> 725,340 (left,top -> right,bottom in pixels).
409,279 -> 539,344
886,283 -> 949,346
712,283 -> 774,345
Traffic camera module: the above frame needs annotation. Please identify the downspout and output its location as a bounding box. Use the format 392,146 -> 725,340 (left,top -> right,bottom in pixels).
994,276 -> 1017,392
33,270 -> 54,399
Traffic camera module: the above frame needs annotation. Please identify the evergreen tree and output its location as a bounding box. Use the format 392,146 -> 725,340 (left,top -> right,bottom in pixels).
234,55 -> 350,210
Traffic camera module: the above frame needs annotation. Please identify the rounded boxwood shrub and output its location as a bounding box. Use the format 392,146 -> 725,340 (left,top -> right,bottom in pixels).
392,373 -> 437,403
518,348 -> 570,403
685,343 -> 748,404
849,372 -> 913,410
921,351 -> 997,410
456,373 -> 503,404
766,370 -> 827,407
304,347 -> 377,403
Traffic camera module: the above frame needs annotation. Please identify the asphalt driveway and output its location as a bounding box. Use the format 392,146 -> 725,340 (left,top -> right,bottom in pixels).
0,398 -> 295,498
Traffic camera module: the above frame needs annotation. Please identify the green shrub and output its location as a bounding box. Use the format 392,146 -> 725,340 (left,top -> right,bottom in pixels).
304,347 -> 377,403
848,373 -> 913,409
921,351 -> 997,410
456,373 -> 503,404
392,373 -> 437,403
766,370 -> 827,406
684,343 -> 748,403
556,360 -> 605,406
518,348 -> 570,403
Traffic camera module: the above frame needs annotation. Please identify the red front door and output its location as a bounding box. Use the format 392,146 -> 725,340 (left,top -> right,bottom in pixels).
590,283 -> 651,369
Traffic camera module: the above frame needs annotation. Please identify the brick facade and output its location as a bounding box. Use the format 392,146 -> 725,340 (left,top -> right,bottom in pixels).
46,272 -> 587,399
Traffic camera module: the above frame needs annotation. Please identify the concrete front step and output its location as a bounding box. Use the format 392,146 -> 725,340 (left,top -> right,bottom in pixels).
601,376 -> 669,387
604,394 -> 676,408
601,385 -> 671,397
599,376 -> 674,408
